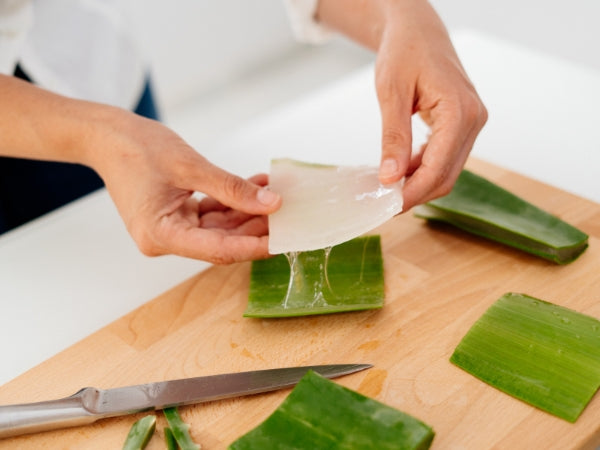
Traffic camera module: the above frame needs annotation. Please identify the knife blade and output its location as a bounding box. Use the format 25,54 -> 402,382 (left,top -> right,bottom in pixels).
0,363 -> 371,439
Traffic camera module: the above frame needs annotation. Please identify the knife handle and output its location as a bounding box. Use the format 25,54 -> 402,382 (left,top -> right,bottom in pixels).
0,388 -> 98,439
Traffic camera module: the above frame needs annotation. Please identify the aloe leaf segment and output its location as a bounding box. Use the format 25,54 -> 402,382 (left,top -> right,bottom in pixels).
229,370 -> 434,449
451,293 -> 600,422
414,170 -> 588,264
246,235 -> 384,318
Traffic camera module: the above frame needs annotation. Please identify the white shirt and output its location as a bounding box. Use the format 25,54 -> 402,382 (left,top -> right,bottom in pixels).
0,0 -> 330,110
0,0 -> 146,110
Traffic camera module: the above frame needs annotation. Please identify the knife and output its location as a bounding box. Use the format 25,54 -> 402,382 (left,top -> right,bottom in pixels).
0,363 -> 371,439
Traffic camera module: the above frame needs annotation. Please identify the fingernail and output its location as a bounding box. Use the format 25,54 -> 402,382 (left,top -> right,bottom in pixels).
257,187 -> 280,206
380,158 -> 399,180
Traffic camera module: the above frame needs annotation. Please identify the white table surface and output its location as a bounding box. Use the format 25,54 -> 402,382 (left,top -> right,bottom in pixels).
1,30 -> 599,386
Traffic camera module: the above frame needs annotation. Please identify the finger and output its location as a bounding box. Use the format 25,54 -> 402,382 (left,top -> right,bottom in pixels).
407,142 -> 426,175
185,159 -> 281,215
199,209 -> 260,230
228,215 -> 269,237
196,173 -> 270,215
402,99 -> 485,209
402,135 -> 468,211
197,196 -> 228,214
247,173 -> 269,187
161,226 -> 271,264
375,67 -> 414,184
197,212 -> 268,236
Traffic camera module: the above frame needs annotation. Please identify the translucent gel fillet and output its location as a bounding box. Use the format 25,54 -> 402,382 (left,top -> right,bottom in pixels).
268,159 -> 403,254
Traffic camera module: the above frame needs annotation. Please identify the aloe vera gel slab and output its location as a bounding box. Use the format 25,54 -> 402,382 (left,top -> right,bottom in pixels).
451,293 -> 600,422
268,159 -> 403,254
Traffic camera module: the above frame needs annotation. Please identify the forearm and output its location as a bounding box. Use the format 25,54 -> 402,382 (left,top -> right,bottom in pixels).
0,73 -> 124,168
315,0 -> 385,50
315,0 -> 452,54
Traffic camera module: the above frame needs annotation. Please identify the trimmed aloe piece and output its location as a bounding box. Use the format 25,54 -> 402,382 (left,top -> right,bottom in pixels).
451,292 -> 600,422
245,235 -> 384,318
122,415 -> 156,450
163,407 -> 201,450
228,370 -> 434,449
268,158 -> 403,254
413,170 -> 588,264
164,427 -> 178,450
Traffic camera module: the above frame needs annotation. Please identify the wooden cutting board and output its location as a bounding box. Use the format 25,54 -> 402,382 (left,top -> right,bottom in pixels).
1,158 -> 599,450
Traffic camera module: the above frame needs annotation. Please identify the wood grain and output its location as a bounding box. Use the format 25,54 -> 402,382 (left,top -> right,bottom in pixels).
1,158 -> 599,449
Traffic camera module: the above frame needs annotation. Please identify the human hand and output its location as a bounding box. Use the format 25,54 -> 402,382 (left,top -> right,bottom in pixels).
373,0 -> 487,210
86,110 -> 281,264
316,0 -> 487,210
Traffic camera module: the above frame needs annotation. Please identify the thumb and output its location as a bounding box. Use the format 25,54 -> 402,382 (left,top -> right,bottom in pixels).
191,158 -> 281,215
376,85 -> 413,185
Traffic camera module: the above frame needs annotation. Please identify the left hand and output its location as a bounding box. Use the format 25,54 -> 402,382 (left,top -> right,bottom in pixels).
373,0 -> 488,210
316,0 -> 488,210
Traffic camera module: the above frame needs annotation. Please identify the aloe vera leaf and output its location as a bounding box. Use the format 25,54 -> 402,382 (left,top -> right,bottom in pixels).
451,292 -> 600,422
164,427 -> 178,450
228,370 -> 434,450
245,235 -> 384,318
413,170 -> 588,264
268,158 -> 403,254
122,415 -> 156,450
163,407 -> 200,450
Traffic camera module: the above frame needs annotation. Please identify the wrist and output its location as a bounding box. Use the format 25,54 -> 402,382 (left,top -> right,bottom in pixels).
315,0 -> 387,50
316,0 -> 443,52
75,102 -> 144,181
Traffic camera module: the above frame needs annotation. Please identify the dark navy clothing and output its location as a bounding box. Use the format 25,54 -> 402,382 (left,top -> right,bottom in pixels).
0,66 -> 160,234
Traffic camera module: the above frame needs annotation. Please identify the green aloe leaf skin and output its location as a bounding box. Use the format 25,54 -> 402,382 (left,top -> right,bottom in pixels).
414,170 -> 588,264
164,427 -> 178,450
122,415 -> 156,450
163,407 -> 201,450
246,235 -> 384,318
229,370 -> 434,450
451,293 -> 600,422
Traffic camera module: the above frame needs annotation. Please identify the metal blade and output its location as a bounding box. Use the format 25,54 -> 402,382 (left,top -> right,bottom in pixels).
89,363 -> 372,415
0,364 -> 371,438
